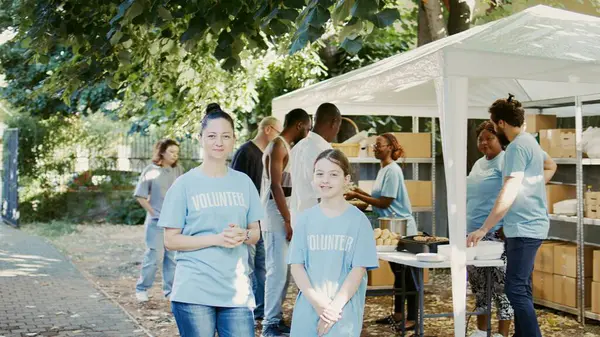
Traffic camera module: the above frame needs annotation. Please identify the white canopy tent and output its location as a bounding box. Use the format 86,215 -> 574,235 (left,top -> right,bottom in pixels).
272,5 -> 600,336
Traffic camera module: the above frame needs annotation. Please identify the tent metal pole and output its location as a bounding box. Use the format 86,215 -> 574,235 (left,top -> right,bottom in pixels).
432,117 -> 437,237
413,116 -> 420,229
575,95 -> 585,325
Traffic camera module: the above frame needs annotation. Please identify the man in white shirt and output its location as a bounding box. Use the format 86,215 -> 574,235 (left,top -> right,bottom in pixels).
290,103 -> 342,223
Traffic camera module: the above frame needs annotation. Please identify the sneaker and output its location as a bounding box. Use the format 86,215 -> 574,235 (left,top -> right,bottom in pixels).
261,325 -> 287,337
135,291 -> 149,302
468,330 -> 487,337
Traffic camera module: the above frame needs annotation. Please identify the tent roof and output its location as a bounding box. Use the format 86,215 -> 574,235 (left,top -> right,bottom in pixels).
272,5 -> 600,120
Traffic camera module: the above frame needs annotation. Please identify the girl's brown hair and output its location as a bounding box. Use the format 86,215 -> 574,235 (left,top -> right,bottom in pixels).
380,133 -> 405,161
152,139 -> 179,167
314,149 -> 352,176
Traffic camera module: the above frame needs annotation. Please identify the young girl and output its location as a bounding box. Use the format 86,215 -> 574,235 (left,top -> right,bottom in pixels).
134,138 -> 183,302
158,103 -> 263,337
288,149 -> 378,337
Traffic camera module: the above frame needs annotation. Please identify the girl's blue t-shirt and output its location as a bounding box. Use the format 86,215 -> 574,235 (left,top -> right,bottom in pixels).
157,167 -> 264,308
288,205 -> 379,337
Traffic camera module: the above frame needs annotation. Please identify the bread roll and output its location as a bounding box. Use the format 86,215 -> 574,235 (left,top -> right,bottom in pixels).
391,239 -> 399,245
383,238 -> 392,246
376,238 -> 384,246
380,229 -> 391,240
373,228 -> 382,239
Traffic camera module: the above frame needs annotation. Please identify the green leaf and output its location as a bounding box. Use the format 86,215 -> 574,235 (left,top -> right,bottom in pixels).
38,55 -> 50,64
306,5 -> 330,28
269,19 -> 289,36
339,20 -> 362,41
110,0 -> 134,25
290,29 -> 309,54
157,6 -> 173,21
283,0 -> 306,9
350,0 -> 378,19
125,1 -> 144,22
332,0 -> 355,24
109,31 -> 124,45
278,8 -> 299,21
149,40 -> 160,55
373,8 -> 400,28
180,16 -> 207,43
118,50 -> 131,65
122,39 -> 133,48
340,36 -> 363,55
221,56 -> 240,70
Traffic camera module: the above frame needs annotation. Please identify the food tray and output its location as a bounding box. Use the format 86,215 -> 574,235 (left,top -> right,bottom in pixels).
376,245 -> 397,252
396,234 -> 449,254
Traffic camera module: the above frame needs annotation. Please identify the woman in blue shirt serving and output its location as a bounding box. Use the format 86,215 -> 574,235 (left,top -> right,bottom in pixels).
158,103 -> 264,337
288,149 -> 378,337
344,133 -> 417,331
466,121 -> 513,337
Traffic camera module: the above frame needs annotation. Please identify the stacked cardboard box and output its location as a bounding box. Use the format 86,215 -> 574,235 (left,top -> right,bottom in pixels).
533,242 -> 597,308
525,115 -> 557,134
546,184 -> 577,214
366,133 -> 432,158
592,251 -> 600,314
540,129 -> 577,158
552,244 -> 594,308
585,192 -> 600,219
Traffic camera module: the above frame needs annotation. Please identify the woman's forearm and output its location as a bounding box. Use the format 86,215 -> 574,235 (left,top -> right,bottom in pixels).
330,267 -> 366,310
355,193 -> 390,209
136,197 -> 155,217
164,232 -> 221,251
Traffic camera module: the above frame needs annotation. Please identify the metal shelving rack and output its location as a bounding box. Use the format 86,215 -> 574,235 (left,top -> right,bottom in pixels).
349,117 -> 437,235
522,93 -> 600,325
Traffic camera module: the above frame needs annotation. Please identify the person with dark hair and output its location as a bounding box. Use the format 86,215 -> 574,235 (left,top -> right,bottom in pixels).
467,95 -> 557,337
260,108 -> 311,337
134,138 -> 183,302
466,121 -> 513,337
288,149 -> 378,337
344,133 -> 417,331
290,103 -> 342,219
231,116 -> 282,324
160,104 -> 263,337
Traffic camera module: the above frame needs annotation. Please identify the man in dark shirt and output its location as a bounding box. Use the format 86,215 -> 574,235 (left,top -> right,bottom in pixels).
231,116 -> 282,323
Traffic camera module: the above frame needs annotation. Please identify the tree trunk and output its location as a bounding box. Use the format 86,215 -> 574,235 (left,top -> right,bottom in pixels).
423,0 -> 448,41
417,1 -> 433,46
448,0 -> 475,35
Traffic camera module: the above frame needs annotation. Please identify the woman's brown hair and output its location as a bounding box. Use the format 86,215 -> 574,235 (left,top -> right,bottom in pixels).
476,121 -> 509,149
380,133 -> 405,161
314,149 -> 352,176
152,139 -> 179,167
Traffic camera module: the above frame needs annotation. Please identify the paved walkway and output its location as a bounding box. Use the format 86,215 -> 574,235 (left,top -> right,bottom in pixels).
0,224 -> 148,337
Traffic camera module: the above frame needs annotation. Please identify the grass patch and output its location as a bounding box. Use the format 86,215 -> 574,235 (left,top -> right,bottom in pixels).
21,220 -> 79,238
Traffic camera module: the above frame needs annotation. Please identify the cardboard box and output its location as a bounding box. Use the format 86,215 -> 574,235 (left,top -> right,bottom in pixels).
594,250 -> 600,282
392,133 -> 432,158
592,281 -> 600,314
526,114 -> 557,133
535,242 -> 561,274
586,206 -> 599,219
405,180 -> 433,208
533,271 -> 555,302
553,244 -> 595,278
540,129 -> 576,158
546,184 -> 577,214
553,275 -> 592,308
368,259 -> 395,286
585,192 -> 600,206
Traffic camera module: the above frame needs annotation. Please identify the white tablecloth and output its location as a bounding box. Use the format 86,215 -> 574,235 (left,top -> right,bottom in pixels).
377,251 -> 504,269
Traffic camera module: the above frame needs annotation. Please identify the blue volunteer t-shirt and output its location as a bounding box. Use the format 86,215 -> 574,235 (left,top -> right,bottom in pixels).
371,162 -> 417,236
502,132 -> 549,239
288,205 -> 378,337
467,152 -> 505,234
158,167 -> 264,307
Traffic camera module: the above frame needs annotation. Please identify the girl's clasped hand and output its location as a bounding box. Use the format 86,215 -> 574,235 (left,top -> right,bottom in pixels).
218,224 -> 247,248
317,301 -> 343,336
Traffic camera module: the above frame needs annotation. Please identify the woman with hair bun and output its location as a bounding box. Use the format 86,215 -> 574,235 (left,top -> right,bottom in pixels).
344,132 -> 417,331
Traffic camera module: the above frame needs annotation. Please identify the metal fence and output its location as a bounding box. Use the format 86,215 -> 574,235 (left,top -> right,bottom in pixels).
1,128 -> 19,227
